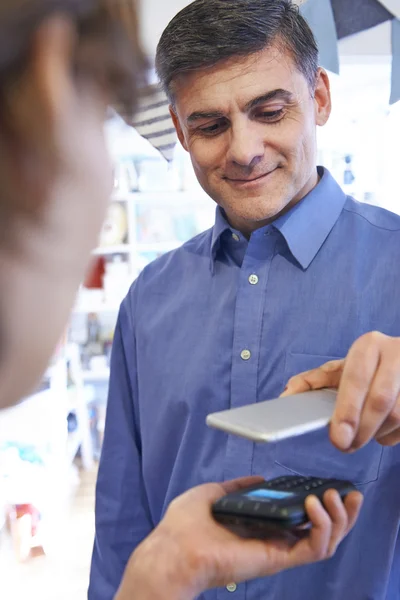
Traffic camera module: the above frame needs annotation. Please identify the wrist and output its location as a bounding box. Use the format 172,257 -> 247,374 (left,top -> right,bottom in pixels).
116,527 -> 200,600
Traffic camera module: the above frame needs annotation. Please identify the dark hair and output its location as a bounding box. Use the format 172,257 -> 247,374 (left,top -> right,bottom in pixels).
156,0 -> 319,103
0,0 -> 148,118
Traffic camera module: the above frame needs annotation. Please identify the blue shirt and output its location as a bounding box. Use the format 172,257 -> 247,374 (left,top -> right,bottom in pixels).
89,168 -> 400,600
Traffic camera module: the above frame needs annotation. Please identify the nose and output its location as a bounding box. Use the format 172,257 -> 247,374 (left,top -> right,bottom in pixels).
226,119 -> 264,169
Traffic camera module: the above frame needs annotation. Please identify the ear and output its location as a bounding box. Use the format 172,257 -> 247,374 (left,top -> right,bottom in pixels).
169,105 -> 189,152
5,15 -> 76,148
314,68 -> 332,127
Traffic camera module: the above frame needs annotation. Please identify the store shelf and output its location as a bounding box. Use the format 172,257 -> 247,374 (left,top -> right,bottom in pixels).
73,299 -> 121,314
67,430 -> 82,465
0,389 -> 56,445
130,190 -> 210,206
82,369 -> 110,382
111,191 -> 133,202
111,190 -> 211,205
92,244 -> 131,256
136,241 -> 182,253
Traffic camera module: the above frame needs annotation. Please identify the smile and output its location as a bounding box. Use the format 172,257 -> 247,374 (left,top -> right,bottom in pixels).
224,169 -> 277,188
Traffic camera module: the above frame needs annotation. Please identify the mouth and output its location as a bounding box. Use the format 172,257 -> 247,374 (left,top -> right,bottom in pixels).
224,168 -> 277,188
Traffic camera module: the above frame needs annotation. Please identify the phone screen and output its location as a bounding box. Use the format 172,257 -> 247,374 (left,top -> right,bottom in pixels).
245,489 -> 295,501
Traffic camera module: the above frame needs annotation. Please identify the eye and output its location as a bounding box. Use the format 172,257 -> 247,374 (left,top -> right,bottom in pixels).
200,123 -> 220,134
257,108 -> 285,122
198,119 -> 229,136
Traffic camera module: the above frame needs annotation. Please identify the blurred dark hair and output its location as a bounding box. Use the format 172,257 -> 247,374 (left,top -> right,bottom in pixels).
0,0 -> 148,118
156,0 -> 319,103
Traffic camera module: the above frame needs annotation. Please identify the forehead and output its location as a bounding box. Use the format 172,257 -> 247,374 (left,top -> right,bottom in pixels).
173,45 -> 308,117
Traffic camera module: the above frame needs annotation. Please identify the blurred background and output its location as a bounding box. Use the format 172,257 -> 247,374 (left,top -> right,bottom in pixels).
0,1 -> 399,598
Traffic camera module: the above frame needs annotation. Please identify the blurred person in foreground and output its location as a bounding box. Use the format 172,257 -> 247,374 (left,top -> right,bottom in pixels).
91,0 -> 400,599
0,1 -> 363,598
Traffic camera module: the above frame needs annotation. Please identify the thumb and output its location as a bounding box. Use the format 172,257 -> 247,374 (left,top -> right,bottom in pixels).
220,476 -> 265,495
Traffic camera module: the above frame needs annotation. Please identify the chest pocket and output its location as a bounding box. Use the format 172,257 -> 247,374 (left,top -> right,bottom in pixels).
274,352 -> 383,485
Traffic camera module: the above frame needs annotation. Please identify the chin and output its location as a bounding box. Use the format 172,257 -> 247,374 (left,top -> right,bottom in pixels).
235,201 -> 287,223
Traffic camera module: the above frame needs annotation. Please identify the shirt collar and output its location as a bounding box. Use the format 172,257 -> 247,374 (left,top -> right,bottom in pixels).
272,167 -> 347,269
210,167 -> 347,272
210,205 -> 233,265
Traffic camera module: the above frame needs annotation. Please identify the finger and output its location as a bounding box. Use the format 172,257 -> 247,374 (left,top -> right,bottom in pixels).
288,495 -> 331,567
376,429 -> 400,447
342,491 -> 364,534
350,359 -> 400,450
322,490 -> 350,556
373,397 -> 400,440
287,489 -> 363,569
281,360 -> 344,397
220,476 -> 265,495
330,335 -> 380,451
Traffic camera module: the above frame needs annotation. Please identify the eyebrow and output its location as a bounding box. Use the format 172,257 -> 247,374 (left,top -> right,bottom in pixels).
245,89 -> 295,111
186,89 -> 295,125
187,110 -> 225,125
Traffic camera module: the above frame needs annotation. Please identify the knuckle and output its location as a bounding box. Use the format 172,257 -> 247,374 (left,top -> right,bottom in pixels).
322,360 -> 343,373
167,498 -> 179,513
326,545 -> 337,560
371,390 -> 396,414
381,434 -> 400,447
344,365 -> 367,391
312,547 -> 326,562
363,330 -> 384,345
351,332 -> 381,364
389,337 -> 400,352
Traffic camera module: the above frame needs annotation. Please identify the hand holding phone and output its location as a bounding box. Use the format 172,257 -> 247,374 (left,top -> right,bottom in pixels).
212,476 -> 357,538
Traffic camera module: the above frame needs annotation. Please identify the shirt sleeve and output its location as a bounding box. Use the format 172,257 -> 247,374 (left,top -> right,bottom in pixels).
88,294 -> 153,600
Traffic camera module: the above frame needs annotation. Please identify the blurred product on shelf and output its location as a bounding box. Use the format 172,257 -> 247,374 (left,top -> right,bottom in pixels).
81,314 -> 103,371
99,201 -> 129,247
6,503 -> 44,562
87,313 -> 101,345
102,256 -> 131,307
0,442 -> 50,561
136,203 -> 206,244
84,257 -> 106,290
113,159 -> 139,194
343,154 -> 355,186
137,157 -> 181,192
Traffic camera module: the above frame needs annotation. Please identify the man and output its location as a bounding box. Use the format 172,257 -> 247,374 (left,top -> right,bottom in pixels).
0,1 -> 362,598
91,1 -> 400,599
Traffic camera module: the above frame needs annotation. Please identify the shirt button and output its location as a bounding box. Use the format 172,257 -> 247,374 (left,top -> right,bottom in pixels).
227,583 -> 237,592
241,349 -> 251,361
248,274 -> 259,285
232,233 -> 240,242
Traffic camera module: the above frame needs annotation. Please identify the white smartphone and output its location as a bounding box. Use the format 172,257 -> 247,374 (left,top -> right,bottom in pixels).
206,389 -> 337,442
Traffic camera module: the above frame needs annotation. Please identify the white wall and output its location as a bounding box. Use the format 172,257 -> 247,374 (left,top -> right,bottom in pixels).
139,0 -> 190,57
339,21 -> 391,56
139,0 -> 392,58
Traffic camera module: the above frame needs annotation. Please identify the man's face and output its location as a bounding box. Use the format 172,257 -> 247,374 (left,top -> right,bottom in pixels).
170,44 -> 331,235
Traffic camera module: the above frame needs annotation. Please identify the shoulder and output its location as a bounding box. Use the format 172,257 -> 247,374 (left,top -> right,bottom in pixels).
342,197 -> 400,233
126,228 -> 213,301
